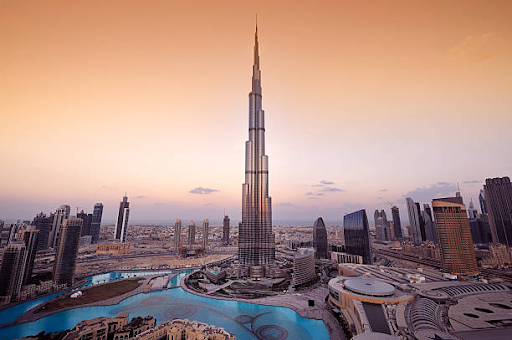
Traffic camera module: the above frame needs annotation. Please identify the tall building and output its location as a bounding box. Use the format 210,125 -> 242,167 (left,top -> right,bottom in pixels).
469,215 -> 492,244
21,227 -> 39,285
313,217 -> 328,259
0,242 -> 27,303
293,248 -> 316,287
202,219 -> 209,249
484,177 -> 512,246
53,218 -> 83,286
479,189 -> 488,214
406,198 -> 423,245
114,195 -> 130,243
188,220 -> 196,244
222,215 -> 230,245
48,205 -> 70,249
422,204 -> 437,244
0,219 -> 11,248
32,213 -> 53,252
174,219 -> 181,252
90,203 -> 103,244
432,196 -> 478,276
374,210 -> 390,241
391,206 -> 403,239
239,24 -> 275,267
77,210 -> 93,237
343,209 -> 372,264
468,199 -> 478,219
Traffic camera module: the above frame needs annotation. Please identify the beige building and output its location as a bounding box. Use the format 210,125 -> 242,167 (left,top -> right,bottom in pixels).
96,242 -> 130,255
136,319 -> 235,340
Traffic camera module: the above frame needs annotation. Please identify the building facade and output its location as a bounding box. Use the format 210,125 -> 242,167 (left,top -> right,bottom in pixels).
432,196 -> 478,276
48,205 -> 70,249
188,220 -> 196,245
374,210 -> 390,241
21,227 -> 39,285
114,195 -> 130,243
202,219 -> 209,249
77,210 -> 93,237
239,25 -> 275,267
313,217 -> 328,259
222,215 -> 230,245
293,248 -> 316,287
53,218 -> 83,286
32,212 -> 53,252
90,203 -> 103,244
391,206 -> 402,240
406,198 -> 423,245
174,219 -> 181,252
344,210 -> 373,265
0,242 -> 27,304
484,177 -> 512,246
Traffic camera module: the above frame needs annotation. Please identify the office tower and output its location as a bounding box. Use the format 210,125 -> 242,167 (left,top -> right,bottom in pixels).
48,205 -> 70,249
188,220 -> 196,244
343,209 -> 372,264
406,198 -> 423,245
0,242 -> 26,303
468,199 -> 478,219
32,213 -> 53,252
479,189 -> 488,214
374,210 -> 390,241
114,195 -> 130,243
432,196 -> 478,276
239,24 -> 275,267
77,210 -> 93,237
90,203 -> 103,244
21,227 -> 39,285
469,214 -> 492,244
416,202 -> 426,241
422,204 -> 437,243
202,219 -> 209,249
0,220 -> 11,248
222,215 -> 230,245
483,177 -> 512,246
313,217 -> 328,259
53,218 -> 83,286
174,219 -> 181,252
391,206 -> 403,239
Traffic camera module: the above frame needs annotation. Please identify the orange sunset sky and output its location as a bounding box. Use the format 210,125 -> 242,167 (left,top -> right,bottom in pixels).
1,0 -> 511,224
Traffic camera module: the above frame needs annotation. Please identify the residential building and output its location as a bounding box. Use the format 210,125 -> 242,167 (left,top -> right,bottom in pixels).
222,215 -> 230,245
53,218 -> 83,286
0,242 -> 27,304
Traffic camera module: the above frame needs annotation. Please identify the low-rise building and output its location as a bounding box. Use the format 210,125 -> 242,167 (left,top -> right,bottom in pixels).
136,318 -> 235,340
96,242 -> 130,255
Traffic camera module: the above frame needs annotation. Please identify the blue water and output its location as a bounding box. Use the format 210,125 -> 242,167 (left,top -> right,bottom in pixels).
0,271 -> 329,340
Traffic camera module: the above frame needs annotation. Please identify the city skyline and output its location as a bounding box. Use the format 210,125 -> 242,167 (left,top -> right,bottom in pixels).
1,1 -> 511,222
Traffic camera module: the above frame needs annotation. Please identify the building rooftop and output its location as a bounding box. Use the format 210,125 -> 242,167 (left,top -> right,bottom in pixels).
344,278 -> 396,297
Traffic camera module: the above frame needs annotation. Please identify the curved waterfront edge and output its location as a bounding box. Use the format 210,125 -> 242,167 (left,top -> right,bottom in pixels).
180,271 -> 345,340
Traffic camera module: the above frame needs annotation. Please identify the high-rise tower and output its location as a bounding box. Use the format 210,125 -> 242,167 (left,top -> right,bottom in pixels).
222,215 -> 230,245
391,206 -> 403,239
53,218 -> 82,286
484,177 -> 512,246
313,217 -> 328,259
114,195 -> 130,243
239,23 -> 275,267
90,203 -> 103,244
174,219 -> 181,253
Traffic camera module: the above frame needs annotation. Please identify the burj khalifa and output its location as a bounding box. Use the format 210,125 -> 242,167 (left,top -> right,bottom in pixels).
239,24 -> 276,267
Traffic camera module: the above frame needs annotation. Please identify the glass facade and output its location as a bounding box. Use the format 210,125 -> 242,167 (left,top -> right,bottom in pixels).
343,209 -> 372,264
484,177 -> 512,246
391,206 -> 403,239
313,217 -> 328,259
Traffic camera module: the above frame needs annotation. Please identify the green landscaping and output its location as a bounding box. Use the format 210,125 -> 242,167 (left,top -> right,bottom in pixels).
35,279 -> 143,313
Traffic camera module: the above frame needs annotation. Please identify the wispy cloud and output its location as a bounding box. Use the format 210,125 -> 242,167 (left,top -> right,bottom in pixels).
101,185 -> 115,189
321,187 -> 344,193
449,33 -> 503,62
320,180 -> 334,185
306,192 -> 323,196
189,187 -> 219,195
134,195 -> 147,199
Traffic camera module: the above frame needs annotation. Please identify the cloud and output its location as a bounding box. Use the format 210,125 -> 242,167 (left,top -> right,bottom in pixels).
101,185 -> 115,189
134,195 -> 147,199
321,187 -> 344,193
311,184 -> 324,187
310,180 -> 334,187
449,33 -> 503,62
379,189 -> 388,192
306,192 -> 323,197
403,182 -> 457,202
463,180 -> 482,185
189,187 -> 219,195
320,180 -> 334,185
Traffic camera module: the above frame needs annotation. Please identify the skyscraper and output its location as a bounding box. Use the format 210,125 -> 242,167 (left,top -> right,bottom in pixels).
406,198 -> 423,245
391,206 -> 403,239
313,217 -> 328,259
343,209 -> 372,265
202,219 -> 209,249
21,227 -> 39,285
77,210 -> 93,237
484,177 -> 512,246
53,218 -> 83,286
0,242 -> 26,303
374,210 -> 390,241
48,205 -> 70,249
188,220 -> 196,245
90,203 -> 103,244
174,219 -> 181,252
114,195 -> 130,243
222,215 -> 230,245
479,189 -> 488,214
0,219 -> 11,248
422,204 -> 437,244
32,213 -> 53,252
432,196 -> 478,276
468,199 -> 478,219
239,24 -> 275,267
